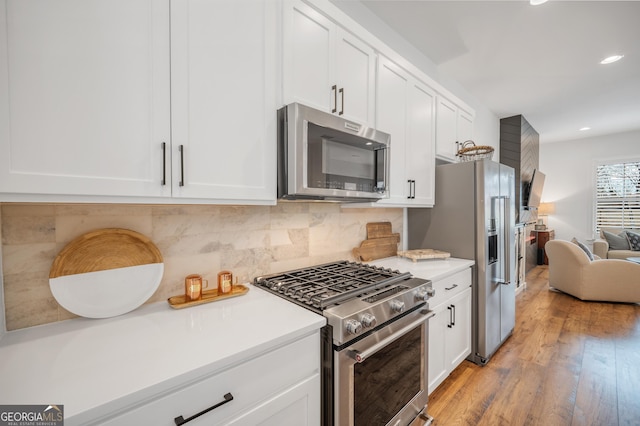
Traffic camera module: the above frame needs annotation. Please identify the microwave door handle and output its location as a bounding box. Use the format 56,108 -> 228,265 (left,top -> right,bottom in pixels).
347,310 -> 435,363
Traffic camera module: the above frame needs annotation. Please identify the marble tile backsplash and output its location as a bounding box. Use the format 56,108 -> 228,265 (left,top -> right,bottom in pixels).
0,203 -> 403,331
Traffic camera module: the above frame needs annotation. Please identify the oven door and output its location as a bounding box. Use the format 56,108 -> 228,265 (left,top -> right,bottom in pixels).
334,307 -> 434,426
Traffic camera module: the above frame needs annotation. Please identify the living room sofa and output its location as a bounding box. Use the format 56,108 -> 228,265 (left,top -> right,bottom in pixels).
546,240 -> 640,303
592,227 -> 640,260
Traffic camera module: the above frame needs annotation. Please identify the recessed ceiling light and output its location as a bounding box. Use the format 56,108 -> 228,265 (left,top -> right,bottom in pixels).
530,0 -> 548,5
600,55 -> 624,65
579,127 -> 591,131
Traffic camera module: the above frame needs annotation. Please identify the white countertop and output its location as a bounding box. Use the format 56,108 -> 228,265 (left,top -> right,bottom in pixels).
0,286 -> 325,424
368,256 -> 475,281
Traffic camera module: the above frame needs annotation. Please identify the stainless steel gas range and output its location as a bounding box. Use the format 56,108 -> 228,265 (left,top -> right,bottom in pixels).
254,261 -> 435,426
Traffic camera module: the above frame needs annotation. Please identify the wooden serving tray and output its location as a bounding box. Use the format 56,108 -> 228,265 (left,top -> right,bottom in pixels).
168,284 -> 249,309
50,228 -> 163,278
398,249 -> 451,262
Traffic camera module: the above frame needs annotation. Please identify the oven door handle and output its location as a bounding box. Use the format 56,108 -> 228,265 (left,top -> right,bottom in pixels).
347,310 -> 435,363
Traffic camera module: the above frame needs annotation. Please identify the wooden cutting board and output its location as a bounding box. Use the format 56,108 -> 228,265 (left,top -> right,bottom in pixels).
49,228 -> 164,318
353,222 -> 400,261
398,249 -> 451,262
366,222 -> 393,239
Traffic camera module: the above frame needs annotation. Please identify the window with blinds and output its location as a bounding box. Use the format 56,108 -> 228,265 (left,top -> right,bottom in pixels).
595,161 -> 640,231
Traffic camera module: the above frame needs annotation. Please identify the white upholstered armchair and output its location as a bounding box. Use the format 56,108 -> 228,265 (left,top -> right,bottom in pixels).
545,240 -> 640,303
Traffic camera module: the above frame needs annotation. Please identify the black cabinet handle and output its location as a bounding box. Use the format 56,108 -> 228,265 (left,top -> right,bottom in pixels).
451,304 -> 456,326
339,87 -> 344,115
179,145 -> 185,187
174,393 -> 233,425
445,284 -> 458,291
407,180 -> 416,199
331,85 -> 337,113
447,306 -> 453,328
161,142 -> 167,186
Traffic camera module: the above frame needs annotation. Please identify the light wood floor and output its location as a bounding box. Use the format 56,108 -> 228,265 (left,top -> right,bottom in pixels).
424,265 -> 640,426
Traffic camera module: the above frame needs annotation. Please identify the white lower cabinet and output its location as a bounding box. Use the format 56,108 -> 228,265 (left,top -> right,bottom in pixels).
95,333 -> 320,426
428,269 -> 472,394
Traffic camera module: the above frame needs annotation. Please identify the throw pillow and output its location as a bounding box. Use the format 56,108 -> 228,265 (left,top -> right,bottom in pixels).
603,230 -> 631,250
626,230 -> 640,251
571,237 -> 595,261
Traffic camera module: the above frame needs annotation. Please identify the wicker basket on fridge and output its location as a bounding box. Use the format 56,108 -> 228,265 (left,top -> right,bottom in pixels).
456,140 -> 494,162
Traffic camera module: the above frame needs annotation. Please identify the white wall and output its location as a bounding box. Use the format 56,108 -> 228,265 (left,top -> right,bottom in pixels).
330,0 -> 500,152
540,129 -> 640,242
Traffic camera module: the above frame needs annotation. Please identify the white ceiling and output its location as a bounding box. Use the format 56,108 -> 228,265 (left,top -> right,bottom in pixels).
355,0 -> 640,144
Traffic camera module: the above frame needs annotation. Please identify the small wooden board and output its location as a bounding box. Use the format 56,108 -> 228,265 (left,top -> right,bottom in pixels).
353,221 -> 401,262
366,222 -> 393,239
398,249 -> 451,262
168,284 -> 249,309
353,234 -> 400,262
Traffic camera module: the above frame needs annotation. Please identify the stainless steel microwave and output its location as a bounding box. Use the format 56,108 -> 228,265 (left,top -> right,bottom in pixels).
277,103 -> 390,202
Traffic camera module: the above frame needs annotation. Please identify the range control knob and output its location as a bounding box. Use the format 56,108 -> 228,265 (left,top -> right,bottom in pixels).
390,299 -> 405,313
414,288 -> 429,301
345,319 -> 363,335
360,313 -> 377,328
426,287 -> 436,298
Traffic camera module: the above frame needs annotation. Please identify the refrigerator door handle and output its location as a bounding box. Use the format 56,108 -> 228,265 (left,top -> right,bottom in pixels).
492,195 -> 511,286
500,196 -> 511,285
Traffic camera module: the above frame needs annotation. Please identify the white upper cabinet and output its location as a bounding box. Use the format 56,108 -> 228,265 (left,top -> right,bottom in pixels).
0,0 -> 276,204
283,0 -> 376,126
435,96 -> 475,162
376,56 -> 435,207
0,0 -> 171,198
170,0 -> 277,202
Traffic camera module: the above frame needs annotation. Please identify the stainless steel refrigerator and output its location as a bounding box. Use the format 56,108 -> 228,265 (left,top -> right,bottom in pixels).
408,159 -> 516,365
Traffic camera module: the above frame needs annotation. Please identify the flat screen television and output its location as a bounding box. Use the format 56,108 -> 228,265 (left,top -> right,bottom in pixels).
525,169 -> 546,209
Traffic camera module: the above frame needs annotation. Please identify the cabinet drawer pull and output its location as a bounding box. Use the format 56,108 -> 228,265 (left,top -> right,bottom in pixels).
174,392 -> 233,425
447,305 -> 453,328
445,284 -> 458,291
179,145 -> 185,187
339,87 -> 344,115
451,304 -> 456,326
331,85 -> 337,113
407,180 -> 416,199
161,142 -> 167,186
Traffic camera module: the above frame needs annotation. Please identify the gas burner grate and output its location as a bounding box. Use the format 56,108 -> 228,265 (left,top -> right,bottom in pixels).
254,261 -> 410,310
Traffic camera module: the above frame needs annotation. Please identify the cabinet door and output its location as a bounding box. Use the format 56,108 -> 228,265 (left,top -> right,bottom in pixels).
334,28 -> 376,126
428,302 -> 448,395
457,108 -> 474,145
282,0 -> 335,113
0,0 -> 171,198
406,81 -> 436,206
226,374 -> 320,426
376,56 -> 409,203
446,287 -> 472,370
435,96 -> 458,161
170,0 -> 276,202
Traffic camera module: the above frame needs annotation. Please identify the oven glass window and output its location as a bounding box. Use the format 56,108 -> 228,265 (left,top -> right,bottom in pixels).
353,326 -> 423,425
